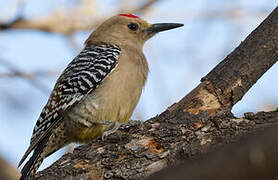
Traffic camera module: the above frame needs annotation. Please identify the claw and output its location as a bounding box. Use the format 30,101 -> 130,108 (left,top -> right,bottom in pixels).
101,131 -> 109,141
101,121 -> 121,141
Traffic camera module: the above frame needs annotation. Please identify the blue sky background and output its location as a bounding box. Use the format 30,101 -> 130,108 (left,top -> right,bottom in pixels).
0,0 -> 277,172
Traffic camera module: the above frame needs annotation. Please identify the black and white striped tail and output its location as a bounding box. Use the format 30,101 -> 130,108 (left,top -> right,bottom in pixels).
20,134 -> 50,180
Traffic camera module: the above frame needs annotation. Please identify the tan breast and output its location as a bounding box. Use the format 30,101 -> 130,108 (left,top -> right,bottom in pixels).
67,46 -> 149,142
92,47 -> 149,123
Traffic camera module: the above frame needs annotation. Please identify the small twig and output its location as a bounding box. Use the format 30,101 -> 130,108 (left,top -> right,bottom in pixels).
0,70 -> 59,78
0,59 -> 51,94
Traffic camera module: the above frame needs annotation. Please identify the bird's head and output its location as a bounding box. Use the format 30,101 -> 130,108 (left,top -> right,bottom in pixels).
85,14 -> 183,49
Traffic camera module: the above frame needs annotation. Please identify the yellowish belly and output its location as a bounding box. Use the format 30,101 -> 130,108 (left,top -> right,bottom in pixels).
73,124 -> 106,143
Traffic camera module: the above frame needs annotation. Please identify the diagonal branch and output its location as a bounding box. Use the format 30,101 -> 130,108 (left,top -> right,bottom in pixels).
168,6 -> 278,116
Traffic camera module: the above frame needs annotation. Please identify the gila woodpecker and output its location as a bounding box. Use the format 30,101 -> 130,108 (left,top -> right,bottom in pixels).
18,14 -> 183,179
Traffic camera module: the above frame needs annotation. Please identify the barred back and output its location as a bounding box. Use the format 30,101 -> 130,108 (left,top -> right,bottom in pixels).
32,44 -> 121,143
18,44 -> 121,174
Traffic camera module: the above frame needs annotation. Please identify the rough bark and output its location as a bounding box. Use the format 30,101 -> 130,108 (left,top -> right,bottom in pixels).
35,109 -> 278,180
32,6 -> 278,180
146,111 -> 278,180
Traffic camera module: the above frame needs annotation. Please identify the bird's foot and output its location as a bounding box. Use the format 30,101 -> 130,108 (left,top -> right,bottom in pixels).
101,121 -> 121,141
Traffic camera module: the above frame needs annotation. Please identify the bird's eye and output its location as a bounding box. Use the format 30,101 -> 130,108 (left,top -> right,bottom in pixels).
128,23 -> 139,31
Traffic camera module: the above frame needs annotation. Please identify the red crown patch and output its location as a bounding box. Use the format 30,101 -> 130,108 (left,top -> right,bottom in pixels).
119,14 -> 139,19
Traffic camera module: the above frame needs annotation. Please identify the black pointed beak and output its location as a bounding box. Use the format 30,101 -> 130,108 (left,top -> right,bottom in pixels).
145,23 -> 183,34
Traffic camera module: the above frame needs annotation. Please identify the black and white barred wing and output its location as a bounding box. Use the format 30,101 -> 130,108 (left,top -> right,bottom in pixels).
18,44 -> 121,167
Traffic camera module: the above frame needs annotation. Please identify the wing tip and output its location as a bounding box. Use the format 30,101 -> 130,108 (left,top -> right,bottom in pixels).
18,146 -> 33,168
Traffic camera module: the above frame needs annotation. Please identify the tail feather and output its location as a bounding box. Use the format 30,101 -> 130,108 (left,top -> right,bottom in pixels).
20,150 -> 44,180
20,134 -> 51,180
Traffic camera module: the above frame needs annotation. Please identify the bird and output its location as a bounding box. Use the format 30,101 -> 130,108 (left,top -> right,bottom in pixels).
18,13 -> 183,179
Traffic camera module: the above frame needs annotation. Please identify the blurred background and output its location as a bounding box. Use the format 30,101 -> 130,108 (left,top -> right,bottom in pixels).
0,0 -> 277,179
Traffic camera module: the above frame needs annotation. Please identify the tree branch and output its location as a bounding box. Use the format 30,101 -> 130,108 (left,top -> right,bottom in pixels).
146,111 -> 278,180
0,0 -> 160,34
0,58 -> 51,94
168,6 -> 278,115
